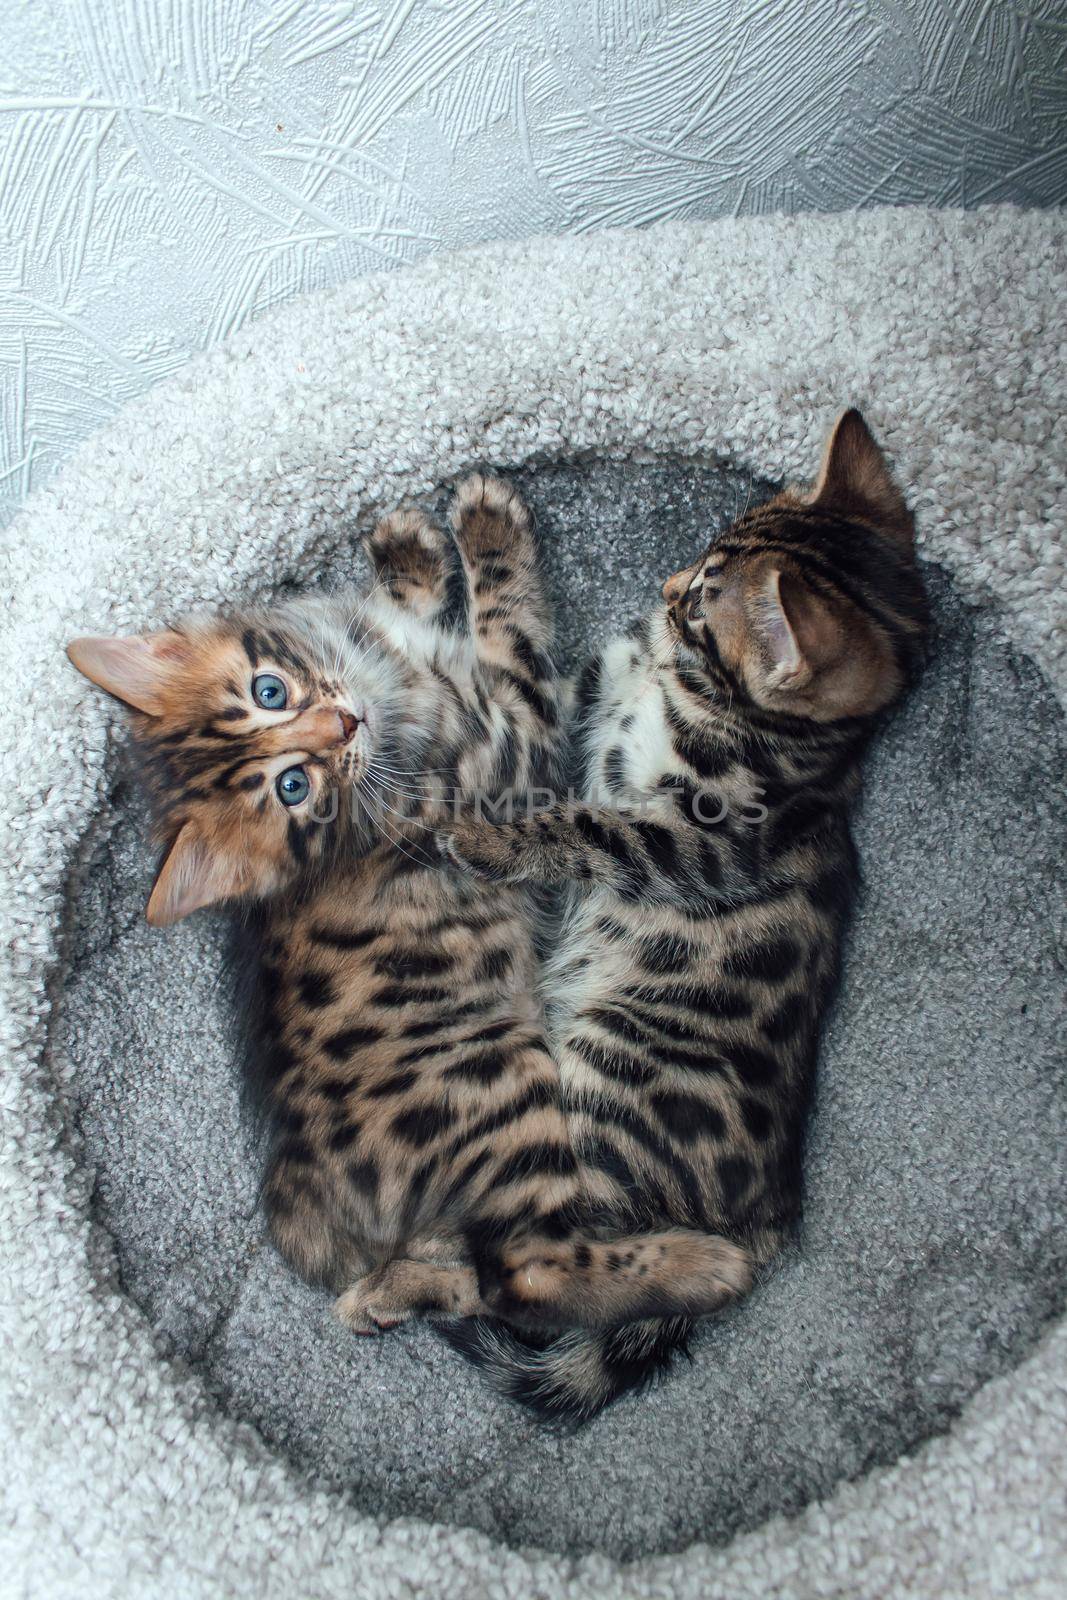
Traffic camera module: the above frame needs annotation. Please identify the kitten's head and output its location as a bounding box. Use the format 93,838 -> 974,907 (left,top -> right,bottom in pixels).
663,409 -> 928,723
67,601 -> 398,925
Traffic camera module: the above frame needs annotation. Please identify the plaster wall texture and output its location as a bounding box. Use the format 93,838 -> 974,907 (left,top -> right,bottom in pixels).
2,0 -> 1066,524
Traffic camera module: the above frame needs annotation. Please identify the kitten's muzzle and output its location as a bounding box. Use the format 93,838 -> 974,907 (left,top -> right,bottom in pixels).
665,592 -> 704,651
662,563 -> 698,606
291,706 -> 361,752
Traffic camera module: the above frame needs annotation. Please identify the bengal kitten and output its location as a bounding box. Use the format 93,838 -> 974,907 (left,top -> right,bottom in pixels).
441,412 -> 928,1419
66,476 -> 747,1370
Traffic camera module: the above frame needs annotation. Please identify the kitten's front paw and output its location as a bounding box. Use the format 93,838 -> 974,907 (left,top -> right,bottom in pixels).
434,827 -> 468,872
435,820 -> 515,880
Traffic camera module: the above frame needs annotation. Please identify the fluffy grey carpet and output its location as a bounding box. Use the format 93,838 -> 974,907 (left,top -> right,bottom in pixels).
57,457 -> 1067,1562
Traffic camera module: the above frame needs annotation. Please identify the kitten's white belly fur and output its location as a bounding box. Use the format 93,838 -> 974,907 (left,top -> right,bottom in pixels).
543,889 -> 633,1058
544,637 -> 671,1061
585,637 -> 672,800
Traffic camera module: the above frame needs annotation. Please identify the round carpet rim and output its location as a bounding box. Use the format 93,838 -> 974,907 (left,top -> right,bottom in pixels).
2,207 -> 1065,1598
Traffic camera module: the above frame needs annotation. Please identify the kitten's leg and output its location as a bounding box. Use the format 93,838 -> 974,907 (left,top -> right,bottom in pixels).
333,1259 -> 486,1334
451,474 -> 561,762
266,1163 -> 372,1291
440,801 -> 761,909
486,1229 -> 752,1330
364,507 -> 450,621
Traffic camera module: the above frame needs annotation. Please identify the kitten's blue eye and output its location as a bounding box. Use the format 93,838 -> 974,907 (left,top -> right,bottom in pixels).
253,673 -> 287,710
276,766 -> 309,806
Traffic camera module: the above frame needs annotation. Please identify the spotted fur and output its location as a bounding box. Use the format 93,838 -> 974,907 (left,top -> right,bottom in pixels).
67,475 -> 748,1398
442,413 -> 929,1418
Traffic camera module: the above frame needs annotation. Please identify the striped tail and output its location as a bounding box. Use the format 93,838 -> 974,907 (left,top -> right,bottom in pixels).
440,1316 -> 694,1425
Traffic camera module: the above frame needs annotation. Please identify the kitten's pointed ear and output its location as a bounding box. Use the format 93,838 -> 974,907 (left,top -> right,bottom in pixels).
66,632 -> 188,716
146,822 -> 244,927
749,568 -> 809,690
748,567 -> 847,694
808,409 -> 912,544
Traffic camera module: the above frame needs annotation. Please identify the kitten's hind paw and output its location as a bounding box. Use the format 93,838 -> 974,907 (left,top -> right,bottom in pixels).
333,1283 -> 409,1337
450,473 -> 531,561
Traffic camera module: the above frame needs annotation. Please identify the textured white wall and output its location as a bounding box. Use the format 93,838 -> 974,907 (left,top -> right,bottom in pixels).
2,0 -> 1065,523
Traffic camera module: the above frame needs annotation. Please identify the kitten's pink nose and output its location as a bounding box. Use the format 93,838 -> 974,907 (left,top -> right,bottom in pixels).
336,708 -> 359,744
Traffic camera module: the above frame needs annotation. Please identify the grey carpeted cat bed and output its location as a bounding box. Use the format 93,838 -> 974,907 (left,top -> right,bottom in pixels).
4,208 -> 1065,1598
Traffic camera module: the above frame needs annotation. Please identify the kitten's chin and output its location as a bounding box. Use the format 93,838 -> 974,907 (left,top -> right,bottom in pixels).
653,607 -> 683,653
661,606 -> 702,665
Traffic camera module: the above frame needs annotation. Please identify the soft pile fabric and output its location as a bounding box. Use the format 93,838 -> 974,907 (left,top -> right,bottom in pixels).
2,207 -> 1065,1597
54,459 -> 1067,1562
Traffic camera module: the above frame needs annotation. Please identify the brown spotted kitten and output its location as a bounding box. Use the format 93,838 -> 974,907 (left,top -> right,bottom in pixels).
441,412 -> 928,1419
66,476 -> 748,1394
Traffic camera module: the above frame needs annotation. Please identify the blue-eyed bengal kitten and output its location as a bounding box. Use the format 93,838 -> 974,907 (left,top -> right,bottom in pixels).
440,412 -> 928,1418
66,476 -> 749,1392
